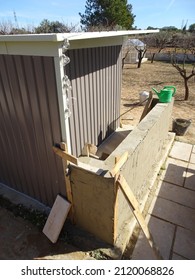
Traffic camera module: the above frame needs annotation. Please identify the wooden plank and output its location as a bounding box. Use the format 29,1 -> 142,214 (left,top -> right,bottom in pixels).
117,174 -> 140,209
113,157 -> 120,242
139,91 -> 153,122
58,143 -> 74,222
110,151 -> 128,177
43,195 -> 71,243
117,174 -> 163,260
53,146 -> 78,165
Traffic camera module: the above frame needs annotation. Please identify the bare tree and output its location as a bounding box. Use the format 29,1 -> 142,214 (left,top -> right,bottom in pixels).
170,34 -> 195,100
135,44 -> 147,68
143,31 -> 173,63
0,20 -> 14,34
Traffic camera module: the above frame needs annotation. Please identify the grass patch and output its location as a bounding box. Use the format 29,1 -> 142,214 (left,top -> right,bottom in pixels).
0,195 -> 47,229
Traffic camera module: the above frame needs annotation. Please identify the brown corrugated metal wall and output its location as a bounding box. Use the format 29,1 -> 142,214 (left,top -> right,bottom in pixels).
0,54 -> 65,206
66,45 -> 122,157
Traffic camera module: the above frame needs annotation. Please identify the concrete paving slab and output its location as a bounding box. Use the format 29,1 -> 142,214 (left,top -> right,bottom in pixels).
160,158 -> 188,186
173,226 -> 195,260
169,141 -> 192,162
172,253 -> 188,260
133,140 -> 195,261
157,181 -> 195,209
184,163 -> 195,191
131,215 -> 175,260
190,153 -> 195,164
148,197 -> 195,232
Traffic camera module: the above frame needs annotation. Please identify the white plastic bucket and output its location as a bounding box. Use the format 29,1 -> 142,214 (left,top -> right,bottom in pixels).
139,91 -> 149,105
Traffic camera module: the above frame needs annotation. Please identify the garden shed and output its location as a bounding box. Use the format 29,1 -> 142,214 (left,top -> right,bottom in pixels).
0,30 -> 175,251
123,38 -> 148,64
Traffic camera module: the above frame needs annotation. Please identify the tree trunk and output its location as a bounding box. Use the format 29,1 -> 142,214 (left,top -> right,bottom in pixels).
151,53 -> 155,63
137,58 -> 142,68
184,78 -> 189,100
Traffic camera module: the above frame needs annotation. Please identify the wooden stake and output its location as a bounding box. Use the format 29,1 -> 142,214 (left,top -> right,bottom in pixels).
139,91 -> 153,122
110,151 -> 128,177
53,144 -> 76,222
116,174 -> 163,260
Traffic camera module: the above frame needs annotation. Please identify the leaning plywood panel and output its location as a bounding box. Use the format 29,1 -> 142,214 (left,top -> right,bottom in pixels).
43,195 -> 71,243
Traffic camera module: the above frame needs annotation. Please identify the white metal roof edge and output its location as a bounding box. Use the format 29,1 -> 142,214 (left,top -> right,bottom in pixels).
0,33 -> 72,42
68,30 -> 159,41
0,30 -> 159,42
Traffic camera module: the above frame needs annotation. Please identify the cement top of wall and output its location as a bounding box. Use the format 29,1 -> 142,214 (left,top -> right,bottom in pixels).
0,30 -> 159,56
78,101 -> 172,177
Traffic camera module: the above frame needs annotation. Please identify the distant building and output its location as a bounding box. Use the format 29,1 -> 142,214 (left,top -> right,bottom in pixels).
123,38 -> 148,64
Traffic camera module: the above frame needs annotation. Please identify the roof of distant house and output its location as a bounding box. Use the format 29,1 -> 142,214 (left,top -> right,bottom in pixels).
123,38 -> 145,47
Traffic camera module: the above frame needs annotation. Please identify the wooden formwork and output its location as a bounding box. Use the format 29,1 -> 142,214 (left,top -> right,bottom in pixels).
53,145 -> 163,259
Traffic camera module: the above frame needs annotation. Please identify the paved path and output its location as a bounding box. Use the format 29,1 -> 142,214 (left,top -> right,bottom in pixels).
132,141 -> 195,260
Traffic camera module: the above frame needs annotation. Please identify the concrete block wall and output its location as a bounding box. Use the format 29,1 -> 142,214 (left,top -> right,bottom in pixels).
113,101 -> 173,248
70,101 -> 173,250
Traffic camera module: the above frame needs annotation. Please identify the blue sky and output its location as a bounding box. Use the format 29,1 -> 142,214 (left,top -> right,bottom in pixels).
0,0 -> 194,30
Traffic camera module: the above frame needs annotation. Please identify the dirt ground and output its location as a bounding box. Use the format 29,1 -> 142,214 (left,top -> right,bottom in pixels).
0,205 -> 91,260
121,61 -> 195,145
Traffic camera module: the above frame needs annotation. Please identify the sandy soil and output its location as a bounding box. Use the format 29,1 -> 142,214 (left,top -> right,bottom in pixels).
121,61 -> 195,144
0,206 -> 89,260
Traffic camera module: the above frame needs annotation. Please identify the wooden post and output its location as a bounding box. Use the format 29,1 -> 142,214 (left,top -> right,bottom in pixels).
109,151 -> 128,177
53,143 -> 77,222
139,91 -> 153,121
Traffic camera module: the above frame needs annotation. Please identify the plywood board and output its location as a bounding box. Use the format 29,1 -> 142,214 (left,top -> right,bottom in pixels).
43,195 -> 71,243
70,165 -> 115,244
139,91 -> 153,121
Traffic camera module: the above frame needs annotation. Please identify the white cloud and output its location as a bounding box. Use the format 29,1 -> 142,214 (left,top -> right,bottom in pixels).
167,0 -> 176,10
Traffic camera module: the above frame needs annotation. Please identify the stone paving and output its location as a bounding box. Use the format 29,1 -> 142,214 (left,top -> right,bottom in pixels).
132,141 -> 195,260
